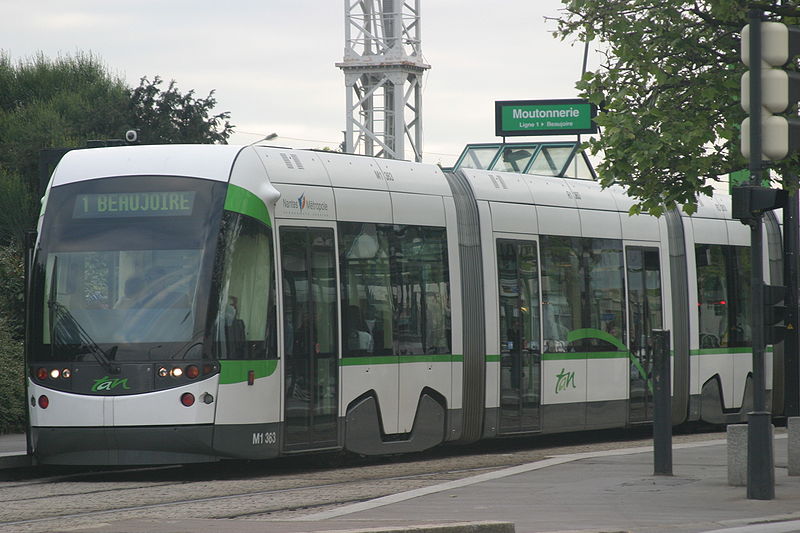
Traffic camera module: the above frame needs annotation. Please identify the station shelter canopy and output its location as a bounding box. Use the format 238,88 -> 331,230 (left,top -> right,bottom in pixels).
451,141 -> 596,180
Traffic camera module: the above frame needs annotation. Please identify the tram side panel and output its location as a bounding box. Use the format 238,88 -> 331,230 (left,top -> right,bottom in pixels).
683,195 -> 775,424
443,196 -> 464,442
265,150 -> 456,455
211,147 -> 283,459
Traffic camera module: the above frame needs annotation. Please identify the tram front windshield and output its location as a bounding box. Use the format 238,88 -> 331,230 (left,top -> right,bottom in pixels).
31,176 -> 225,363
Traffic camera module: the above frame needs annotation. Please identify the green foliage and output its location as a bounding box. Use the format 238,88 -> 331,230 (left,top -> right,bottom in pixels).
557,0 -> 800,216
129,76 -> 234,145
0,171 -> 38,249
0,315 -> 25,433
0,243 -> 25,340
0,52 -> 130,181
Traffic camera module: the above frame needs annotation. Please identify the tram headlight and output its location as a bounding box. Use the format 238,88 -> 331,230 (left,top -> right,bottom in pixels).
171,367 -> 183,378
61,368 -> 71,379
158,367 -> 169,378
49,369 -> 60,379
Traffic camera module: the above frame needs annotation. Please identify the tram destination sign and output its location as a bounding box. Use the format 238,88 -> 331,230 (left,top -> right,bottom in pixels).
73,191 -> 196,218
495,99 -> 597,137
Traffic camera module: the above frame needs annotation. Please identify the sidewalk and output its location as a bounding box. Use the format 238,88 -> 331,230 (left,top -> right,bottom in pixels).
66,434 -> 800,533
0,433 -> 28,469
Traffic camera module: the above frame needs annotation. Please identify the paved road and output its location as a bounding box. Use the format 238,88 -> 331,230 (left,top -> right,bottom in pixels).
4,431 -> 800,533
61,433 -> 800,533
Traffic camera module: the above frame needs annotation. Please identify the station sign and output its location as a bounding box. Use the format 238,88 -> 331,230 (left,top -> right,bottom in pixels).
495,99 -> 598,137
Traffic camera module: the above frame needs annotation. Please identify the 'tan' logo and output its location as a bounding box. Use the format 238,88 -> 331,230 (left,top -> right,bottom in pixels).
91,376 -> 131,392
298,193 -> 307,210
555,368 -> 576,394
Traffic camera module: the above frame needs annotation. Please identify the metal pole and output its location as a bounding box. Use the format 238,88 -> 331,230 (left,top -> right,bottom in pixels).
747,8 -> 775,500
784,190 -> 799,417
652,329 -> 672,475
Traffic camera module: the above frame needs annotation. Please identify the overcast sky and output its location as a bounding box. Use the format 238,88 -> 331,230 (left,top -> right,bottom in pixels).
2,1 -> 599,166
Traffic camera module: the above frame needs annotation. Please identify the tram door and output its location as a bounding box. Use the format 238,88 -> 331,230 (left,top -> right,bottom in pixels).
280,226 -> 339,451
625,246 -> 663,423
497,239 -> 541,434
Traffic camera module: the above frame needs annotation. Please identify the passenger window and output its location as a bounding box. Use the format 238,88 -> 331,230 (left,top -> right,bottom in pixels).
696,244 -> 751,349
212,212 -> 277,359
540,236 -> 625,353
339,222 -> 451,356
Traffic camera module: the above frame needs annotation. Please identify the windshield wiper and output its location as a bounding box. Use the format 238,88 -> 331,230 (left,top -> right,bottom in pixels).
47,260 -> 120,374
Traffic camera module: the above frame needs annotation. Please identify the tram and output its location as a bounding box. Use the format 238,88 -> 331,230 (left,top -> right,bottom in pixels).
25,143 -> 783,465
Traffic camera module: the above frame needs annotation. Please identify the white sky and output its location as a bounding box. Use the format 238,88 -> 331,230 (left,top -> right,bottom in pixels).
1,1 -> 600,166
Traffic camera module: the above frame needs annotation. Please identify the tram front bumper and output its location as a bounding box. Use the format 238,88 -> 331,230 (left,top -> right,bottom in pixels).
31,424 -> 217,465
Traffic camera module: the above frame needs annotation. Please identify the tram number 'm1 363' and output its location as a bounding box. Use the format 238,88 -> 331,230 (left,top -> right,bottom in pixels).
252,431 -> 278,446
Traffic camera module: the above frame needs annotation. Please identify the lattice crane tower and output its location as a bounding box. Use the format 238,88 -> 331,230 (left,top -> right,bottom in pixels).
337,0 -> 429,161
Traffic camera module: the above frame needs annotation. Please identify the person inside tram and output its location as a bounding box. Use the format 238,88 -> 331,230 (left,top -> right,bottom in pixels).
346,305 -> 373,354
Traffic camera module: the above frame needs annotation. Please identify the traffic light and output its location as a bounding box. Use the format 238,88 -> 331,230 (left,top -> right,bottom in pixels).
741,22 -> 800,160
763,283 -> 787,345
732,185 -> 788,222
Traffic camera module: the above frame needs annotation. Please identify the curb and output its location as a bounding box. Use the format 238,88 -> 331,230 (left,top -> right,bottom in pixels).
310,522 -> 515,533
0,452 -> 32,469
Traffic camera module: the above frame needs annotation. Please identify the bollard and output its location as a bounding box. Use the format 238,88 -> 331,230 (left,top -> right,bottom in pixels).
728,424 -> 748,486
652,329 -> 672,475
790,417 -> 800,476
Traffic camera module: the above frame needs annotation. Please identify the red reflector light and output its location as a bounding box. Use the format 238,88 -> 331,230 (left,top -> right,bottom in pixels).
38,395 -> 49,409
36,368 -> 48,380
186,365 -> 200,379
180,392 -> 195,407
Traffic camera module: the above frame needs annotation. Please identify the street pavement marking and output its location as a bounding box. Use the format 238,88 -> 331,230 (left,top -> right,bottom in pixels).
297,438 -> 736,521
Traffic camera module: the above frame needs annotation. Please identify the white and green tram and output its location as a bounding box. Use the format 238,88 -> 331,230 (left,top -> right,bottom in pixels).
25,143 -> 784,465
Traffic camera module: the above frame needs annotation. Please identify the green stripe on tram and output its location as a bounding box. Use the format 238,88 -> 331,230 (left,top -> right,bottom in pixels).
691,347 -> 760,356
224,184 -> 271,226
219,360 -> 279,384
542,351 -> 629,361
340,354 -> 462,366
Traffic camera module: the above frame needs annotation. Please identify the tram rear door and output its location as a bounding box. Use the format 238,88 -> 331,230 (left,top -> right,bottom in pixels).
279,225 -> 339,451
497,239 -> 541,434
625,246 -> 664,423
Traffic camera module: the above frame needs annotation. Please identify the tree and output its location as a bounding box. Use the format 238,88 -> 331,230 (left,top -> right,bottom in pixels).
556,0 -> 800,216
128,75 -> 233,145
0,52 -> 131,184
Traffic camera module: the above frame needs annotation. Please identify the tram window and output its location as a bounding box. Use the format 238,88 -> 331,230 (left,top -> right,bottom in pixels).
540,236 -> 625,353
696,244 -> 751,349
339,222 -> 451,356
212,212 -> 277,360
497,239 -> 541,356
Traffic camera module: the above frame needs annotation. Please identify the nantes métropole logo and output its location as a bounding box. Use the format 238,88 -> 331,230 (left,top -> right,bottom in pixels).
282,192 -> 329,215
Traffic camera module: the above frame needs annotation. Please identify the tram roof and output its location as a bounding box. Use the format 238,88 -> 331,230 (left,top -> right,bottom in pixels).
450,141 -> 597,180
50,144 -> 244,187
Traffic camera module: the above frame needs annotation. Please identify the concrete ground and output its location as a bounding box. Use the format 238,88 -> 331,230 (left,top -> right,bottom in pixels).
3,433 -> 800,533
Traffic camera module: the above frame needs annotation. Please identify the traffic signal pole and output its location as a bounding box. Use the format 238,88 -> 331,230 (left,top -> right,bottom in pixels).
785,191 -> 799,417
746,9 -> 775,500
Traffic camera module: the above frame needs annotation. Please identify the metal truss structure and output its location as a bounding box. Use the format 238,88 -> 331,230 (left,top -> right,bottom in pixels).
336,0 -> 430,161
